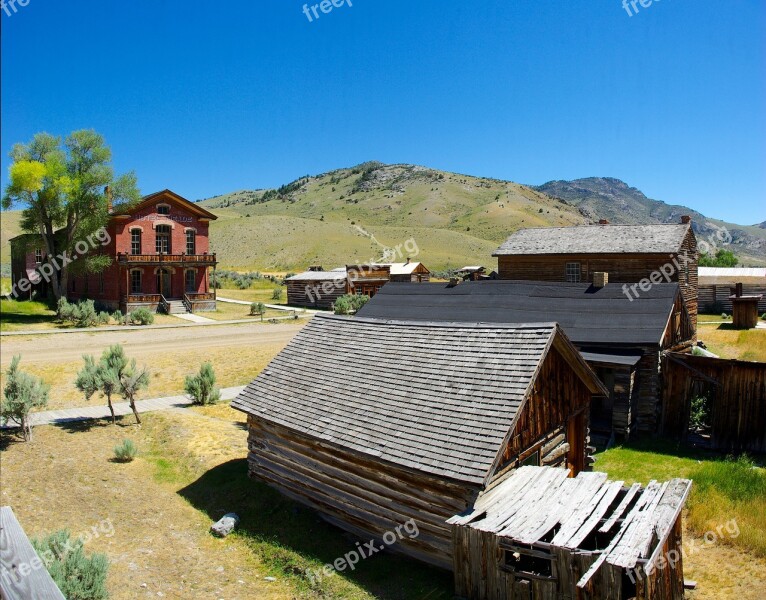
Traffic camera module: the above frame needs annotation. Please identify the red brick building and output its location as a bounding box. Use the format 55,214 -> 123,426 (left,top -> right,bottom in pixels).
10,189 -> 218,314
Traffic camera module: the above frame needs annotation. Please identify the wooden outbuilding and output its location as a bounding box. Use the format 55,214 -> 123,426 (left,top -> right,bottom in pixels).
698,267 -> 766,313
232,314 -> 607,570
450,466 -> 692,600
285,268 -> 347,309
492,218 -> 699,332
357,280 -> 695,439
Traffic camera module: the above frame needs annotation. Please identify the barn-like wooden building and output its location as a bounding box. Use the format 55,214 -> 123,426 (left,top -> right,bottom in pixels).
285,267 -> 348,309
357,280 -> 694,439
492,219 -> 698,331
232,314 -> 607,569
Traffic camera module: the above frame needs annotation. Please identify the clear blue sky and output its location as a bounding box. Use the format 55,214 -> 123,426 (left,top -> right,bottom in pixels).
2,0 -> 764,223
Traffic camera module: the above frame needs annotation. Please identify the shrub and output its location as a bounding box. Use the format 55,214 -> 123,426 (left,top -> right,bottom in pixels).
721,313 -> 729,320
97,311 -> 111,325
128,307 -> 154,325
32,530 -> 109,600
184,362 -> 221,405
250,302 -> 267,320
113,439 -> 138,462
2,355 -> 49,441
333,294 -> 370,315
56,298 -> 100,328
272,288 -> 284,301
112,309 -> 123,324
689,394 -> 711,430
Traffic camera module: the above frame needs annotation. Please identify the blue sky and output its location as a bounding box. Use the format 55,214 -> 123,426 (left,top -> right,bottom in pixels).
1,0 -> 764,223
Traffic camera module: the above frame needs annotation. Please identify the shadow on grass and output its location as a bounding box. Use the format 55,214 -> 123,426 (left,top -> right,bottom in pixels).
55,416 -> 139,435
178,459 -> 453,599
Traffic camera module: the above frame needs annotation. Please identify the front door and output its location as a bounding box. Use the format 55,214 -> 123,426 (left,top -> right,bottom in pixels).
157,269 -> 172,297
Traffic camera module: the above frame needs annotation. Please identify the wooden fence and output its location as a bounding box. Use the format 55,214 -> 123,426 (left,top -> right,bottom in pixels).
661,352 -> 766,452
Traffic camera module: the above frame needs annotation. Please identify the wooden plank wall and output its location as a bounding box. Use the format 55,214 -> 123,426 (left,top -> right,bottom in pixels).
286,279 -> 346,309
661,353 -> 766,452
699,284 -> 766,313
636,516 -> 686,600
493,347 -> 592,479
245,417 -> 480,570
0,506 -> 65,600
635,350 -> 661,433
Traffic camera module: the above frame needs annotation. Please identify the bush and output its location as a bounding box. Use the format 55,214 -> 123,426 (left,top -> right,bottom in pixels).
272,288 -> 284,301
184,362 -> 221,405
56,298 -> 99,328
721,313 -> 729,320
32,530 -> 109,600
2,355 -> 49,441
128,307 -> 154,325
97,311 -> 111,326
333,294 -> 370,315
113,439 -> 138,462
250,302 -> 266,319
112,309 -> 124,324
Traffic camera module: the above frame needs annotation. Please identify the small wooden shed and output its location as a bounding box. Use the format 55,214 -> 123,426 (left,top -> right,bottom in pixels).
449,467 -> 692,600
232,315 -> 606,569
285,268 -> 347,309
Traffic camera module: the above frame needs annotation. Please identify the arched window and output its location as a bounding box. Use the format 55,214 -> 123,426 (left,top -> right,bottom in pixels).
157,204 -> 171,215
156,225 -> 171,254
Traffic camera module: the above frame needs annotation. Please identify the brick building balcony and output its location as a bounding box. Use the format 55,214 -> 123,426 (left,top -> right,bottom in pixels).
117,252 -> 217,266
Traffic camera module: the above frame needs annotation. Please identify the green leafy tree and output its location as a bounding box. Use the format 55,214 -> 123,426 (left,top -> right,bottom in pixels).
2,130 -> 141,299
184,362 -> 221,405
32,530 -> 109,600
119,359 -> 149,425
2,355 -> 50,441
75,345 -> 126,424
699,248 -> 738,267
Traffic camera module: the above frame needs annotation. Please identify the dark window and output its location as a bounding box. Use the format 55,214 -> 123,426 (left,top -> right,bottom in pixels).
156,225 -> 171,254
503,548 -> 554,580
185,270 -> 196,293
520,451 -> 540,468
131,230 -> 142,255
566,262 -> 581,283
130,270 -> 142,294
186,230 -> 196,255
157,204 -> 170,215
34,248 -> 43,264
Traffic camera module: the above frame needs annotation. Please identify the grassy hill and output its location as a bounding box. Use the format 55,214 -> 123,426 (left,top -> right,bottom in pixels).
201,162 -> 586,271
3,162 -> 761,272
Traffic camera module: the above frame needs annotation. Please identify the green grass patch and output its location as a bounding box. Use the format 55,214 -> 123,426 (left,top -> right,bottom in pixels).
0,298 -> 58,331
595,439 -> 766,557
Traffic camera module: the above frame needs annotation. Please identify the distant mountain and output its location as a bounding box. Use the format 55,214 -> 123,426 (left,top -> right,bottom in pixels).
535,177 -> 766,264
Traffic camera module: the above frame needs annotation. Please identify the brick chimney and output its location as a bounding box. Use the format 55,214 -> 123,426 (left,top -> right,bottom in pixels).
104,185 -> 113,213
593,272 -> 609,288
680,215 -> 691,224
598,219 -> 609,225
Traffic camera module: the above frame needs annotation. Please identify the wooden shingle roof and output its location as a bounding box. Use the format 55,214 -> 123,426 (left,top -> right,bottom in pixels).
493,223 -> 691,256
233,315 -> 575,485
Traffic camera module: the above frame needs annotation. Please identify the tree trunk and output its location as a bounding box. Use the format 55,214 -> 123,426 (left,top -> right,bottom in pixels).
129,398 -> 141,425
106,395 -> 116,424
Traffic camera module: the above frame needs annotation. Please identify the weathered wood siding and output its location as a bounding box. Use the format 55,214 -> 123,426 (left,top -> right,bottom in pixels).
661,353 -> 766,452
699,284 -> 766,313
286,278 -> 346,309
492,347 -> 592,480
245,417 -> 480,570
636,350 -> 661,433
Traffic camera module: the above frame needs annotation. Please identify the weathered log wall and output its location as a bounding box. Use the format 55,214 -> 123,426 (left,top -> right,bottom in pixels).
286,279 -> 346,309
245,417 -> 480,570
699,284 -> 766,313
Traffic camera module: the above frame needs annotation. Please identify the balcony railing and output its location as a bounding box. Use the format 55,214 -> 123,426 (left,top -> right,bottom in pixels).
117,253 -> 217,265
124,293 -> 162,304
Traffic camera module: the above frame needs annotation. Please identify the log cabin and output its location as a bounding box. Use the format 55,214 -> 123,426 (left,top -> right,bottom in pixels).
357,280 -> 695,439
9,189 -> 218,314
345,261 -> 430,297
492,218 -> 699,333
285,268 -> 348,309
231,314 -> 607,570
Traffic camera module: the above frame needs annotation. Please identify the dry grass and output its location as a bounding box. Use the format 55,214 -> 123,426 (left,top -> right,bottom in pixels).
4,342 -> 287,412
698,322 -> 766,361
200,302 -> 296,322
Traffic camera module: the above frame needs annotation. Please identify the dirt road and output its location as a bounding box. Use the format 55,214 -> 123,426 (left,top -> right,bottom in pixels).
0,321 -> 306,366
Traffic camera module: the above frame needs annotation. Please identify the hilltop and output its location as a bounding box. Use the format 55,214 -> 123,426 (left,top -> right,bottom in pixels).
3,163 -> 764,272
